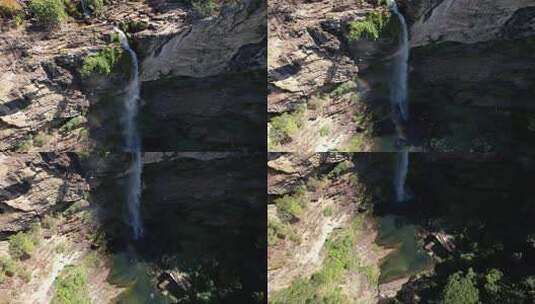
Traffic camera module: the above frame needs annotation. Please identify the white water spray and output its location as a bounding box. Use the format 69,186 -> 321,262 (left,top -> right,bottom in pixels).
388,0 -> 409,122
116,28 -> 144,239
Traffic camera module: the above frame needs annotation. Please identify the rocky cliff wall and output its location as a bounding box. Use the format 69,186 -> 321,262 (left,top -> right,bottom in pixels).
0,153 -> 88,234
405,0 -> 535,46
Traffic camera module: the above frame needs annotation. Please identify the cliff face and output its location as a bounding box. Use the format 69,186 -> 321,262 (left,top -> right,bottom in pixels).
403,0 -> 535,152
139,0 -> 266,81
0,153 -> 88,234
268,0 -> 384,152
1,0 -> 265,152
404,0 -> 535,47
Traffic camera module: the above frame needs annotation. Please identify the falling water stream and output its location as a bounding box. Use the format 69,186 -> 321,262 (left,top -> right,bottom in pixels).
80,0 -> 89,17
387,0 -> 410,202
388,0 -> 409,123
394,150 -> 409,202
116,28 -> 144,239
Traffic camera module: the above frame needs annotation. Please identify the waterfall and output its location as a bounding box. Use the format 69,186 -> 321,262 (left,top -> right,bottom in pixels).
80,0 -> 89,17
388,0 -> 409,122
386,1 -> 411,202
116,28 -> 144,239
394,150 -> 409,202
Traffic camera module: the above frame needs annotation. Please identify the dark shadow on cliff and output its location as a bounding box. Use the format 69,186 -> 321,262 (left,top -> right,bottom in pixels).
352,153 -> 535,303
139,71 -> 266,152
89,152 -> 266,303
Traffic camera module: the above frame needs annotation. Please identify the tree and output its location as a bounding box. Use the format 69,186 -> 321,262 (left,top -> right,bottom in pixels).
442,268 -> 480,304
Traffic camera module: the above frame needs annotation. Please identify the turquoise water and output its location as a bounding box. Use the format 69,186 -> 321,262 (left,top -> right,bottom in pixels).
375,215 -> 433,283
107,253 -> 171,304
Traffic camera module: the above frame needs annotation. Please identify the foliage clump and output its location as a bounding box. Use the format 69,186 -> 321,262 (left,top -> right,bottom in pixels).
271,217 -> 368,304
52,265 -> 91,304
347,10 -> 390,41
28,0 -> 67,28
80,46 -> 123,77
8,224 -> 41,260
442,269 -> 480,304
0,0 -> 24,26
268,218 -> 298,245
274,193 -> 305,222
269,106 -> 305,146
329,160 -> 353,177
86,0 -> 104,17
59,116 -> 84,133
191,0 -> 217,17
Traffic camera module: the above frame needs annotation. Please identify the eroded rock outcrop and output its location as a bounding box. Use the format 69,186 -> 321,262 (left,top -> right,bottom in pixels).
268,152 -> 351,195
139,0 -> 266,81
268,0 -> 366,113
0,153 -> 88,233
405,0 -> 535,47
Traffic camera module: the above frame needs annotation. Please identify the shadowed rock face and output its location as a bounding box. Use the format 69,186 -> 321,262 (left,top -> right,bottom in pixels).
0,153 -> 89,234
139,72 -> 266,151
399,0 -> 535,152
91,152 -> 266,303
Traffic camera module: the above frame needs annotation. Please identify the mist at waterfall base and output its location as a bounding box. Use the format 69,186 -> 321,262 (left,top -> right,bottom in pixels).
117,29 -> 144,240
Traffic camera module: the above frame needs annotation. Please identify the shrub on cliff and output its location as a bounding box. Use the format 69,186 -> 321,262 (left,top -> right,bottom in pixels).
269,106 -> 305,145
0,0 -> 23,24
28,0 -> 67,28
52,265 -> 90,304
442,269 -> 480,304
8,232 -> 36,260
80,46 -> 123,77
347,10 -> 389,41
8,223 -> 41,260
192,0 -> 216,17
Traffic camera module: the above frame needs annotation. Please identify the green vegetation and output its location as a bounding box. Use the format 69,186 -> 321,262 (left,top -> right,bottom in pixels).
33,132 -> 50,147
269,106 -> 305,146
118,19 -> 149,33
274,193 -> 306,222
307,95 -> 327,111
306,176 -> 328,192
14,135 -> 33,152
86,0 -> 104,17
268,218 -> 299,245
28,0 -> 67,28
329,160 -> 353,177
80,46 -> 123,77
339,134 -> 365,151
322,206 -> 333,217
52,265 -> 91,304
42,214 -> 59,231
0,255 -> 32,283
271,217 -> 370,304
59,116 -> 84,133
8,224 -> 41,260
0,0 -> 22,15
192,0 -> 217,17
442,269 -> 480,304
0,255 -> 17,277
319,125 -> 330,137
347,10 -> 390,41
331,81 -> 357,97
0,0 -> 24,26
